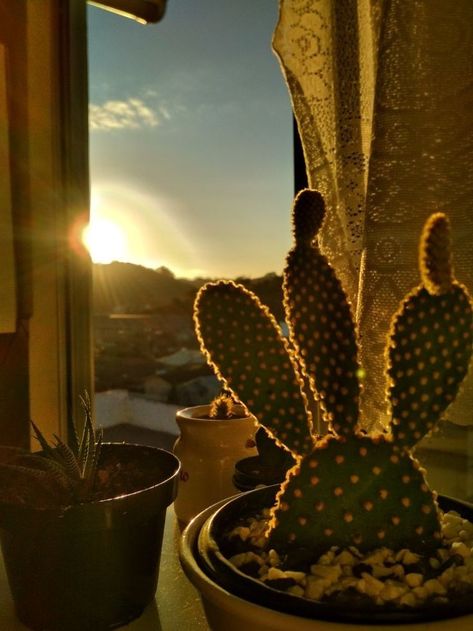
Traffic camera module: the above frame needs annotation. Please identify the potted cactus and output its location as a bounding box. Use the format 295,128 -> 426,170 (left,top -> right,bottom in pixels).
180,190 -> 473,629
173,393 -> 257,524
0,395 -> 180,631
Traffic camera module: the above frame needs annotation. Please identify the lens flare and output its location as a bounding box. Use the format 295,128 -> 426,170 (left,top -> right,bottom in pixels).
82,217 -> 128,263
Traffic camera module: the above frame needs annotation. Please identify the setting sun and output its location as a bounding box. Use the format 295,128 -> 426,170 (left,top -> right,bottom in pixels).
82,217 -> 128,264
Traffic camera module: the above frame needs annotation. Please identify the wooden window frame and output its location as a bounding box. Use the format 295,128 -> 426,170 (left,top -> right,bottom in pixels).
27,0 -> 92,442
26,0 -> 167,443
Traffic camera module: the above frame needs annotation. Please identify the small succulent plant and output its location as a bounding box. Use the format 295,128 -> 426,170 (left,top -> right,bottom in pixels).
0,394 -> 102,507
194,190 -> 473,560
208,393 -> 237,419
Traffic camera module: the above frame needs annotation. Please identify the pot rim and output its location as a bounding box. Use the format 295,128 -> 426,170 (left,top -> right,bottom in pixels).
188,487 -> 473,626
177,404 -> 255,425
0,442 -> 180,522
233,455 -> 287,473
232,457 -> 287,490
96,441 -> 181,500
180,500 -> 311,629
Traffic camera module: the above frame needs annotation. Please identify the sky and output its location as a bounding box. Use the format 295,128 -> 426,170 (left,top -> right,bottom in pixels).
86,0 -> 294,279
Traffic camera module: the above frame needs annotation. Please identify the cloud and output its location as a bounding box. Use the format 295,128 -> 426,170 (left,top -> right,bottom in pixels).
159,105 -> 172,121
89,98 -> 160,131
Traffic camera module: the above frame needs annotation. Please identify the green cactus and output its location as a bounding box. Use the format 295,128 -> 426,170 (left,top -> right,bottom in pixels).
194,281 -> 315,455
387,213 -> 472,448
283,189 -> 361,438
193,190 -> 473,560
0,394 -> 103,507
208,393 -> 237,419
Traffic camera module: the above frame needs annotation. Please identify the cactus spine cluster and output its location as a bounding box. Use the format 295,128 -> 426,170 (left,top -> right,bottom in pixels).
194,190 -> 473,559
209,394 -> 236,419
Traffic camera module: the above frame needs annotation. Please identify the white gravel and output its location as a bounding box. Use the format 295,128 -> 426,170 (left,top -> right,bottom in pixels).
226,509 -> 473,609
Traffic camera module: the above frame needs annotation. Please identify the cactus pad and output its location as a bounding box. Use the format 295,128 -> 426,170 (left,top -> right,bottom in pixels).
388,285 -> 473,447
284,190 -> 361,435
268,435 -> 440,558
292,188 -> 325,246
388,213 -> 473,448
194,281 -> 314,454
419,213 -> 453,295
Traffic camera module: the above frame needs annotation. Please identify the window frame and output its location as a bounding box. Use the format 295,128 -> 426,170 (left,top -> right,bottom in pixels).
26,0 -> 167,444
27,0 -> 92,442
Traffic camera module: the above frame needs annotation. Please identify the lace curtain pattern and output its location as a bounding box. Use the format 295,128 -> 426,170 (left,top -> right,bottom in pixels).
274,0 -> 473,428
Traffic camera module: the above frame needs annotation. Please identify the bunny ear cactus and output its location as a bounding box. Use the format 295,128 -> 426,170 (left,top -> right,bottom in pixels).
194,281 -> 315,455
269,197 -> 472,558
194,189 -> 473,561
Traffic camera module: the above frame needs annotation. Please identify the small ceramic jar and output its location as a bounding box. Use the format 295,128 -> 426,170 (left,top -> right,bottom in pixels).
173,404 -> 257,524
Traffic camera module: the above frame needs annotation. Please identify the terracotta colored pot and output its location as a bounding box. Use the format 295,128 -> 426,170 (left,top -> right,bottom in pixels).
173,404 -> 256,524
0,443 -> 180,631
180,488 -> 473,631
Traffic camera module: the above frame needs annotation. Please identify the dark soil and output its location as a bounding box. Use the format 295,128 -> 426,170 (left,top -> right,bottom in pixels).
93,445 -> 166,500
196,413 -> 246,420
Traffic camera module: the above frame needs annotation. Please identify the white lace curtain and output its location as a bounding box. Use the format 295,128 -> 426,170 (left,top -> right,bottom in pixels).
274,0 -> 473,428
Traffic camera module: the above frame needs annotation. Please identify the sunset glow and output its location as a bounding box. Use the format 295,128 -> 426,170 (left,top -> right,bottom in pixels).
82,216 -> 128,263
83,184 -> 202,277
87,2 -> 292,279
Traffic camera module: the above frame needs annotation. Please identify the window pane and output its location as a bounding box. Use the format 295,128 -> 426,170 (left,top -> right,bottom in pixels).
87,1 -> 293,443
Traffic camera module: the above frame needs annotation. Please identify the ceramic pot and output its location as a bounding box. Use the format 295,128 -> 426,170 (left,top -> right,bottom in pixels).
0,443 -> 180,631
233,426 -> 296,492
233,450 -> 296,492
232,455 -> 287,491
180,488 -> 473,631
173,404 -> 256,524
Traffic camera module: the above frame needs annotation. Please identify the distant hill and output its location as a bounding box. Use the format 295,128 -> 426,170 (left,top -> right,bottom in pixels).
93,262 -> 198,314
233,272 -> 285,322
93,262 -> 284,319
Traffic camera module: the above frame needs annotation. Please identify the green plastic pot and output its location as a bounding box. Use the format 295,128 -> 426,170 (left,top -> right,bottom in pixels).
0,443 -> 180,631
